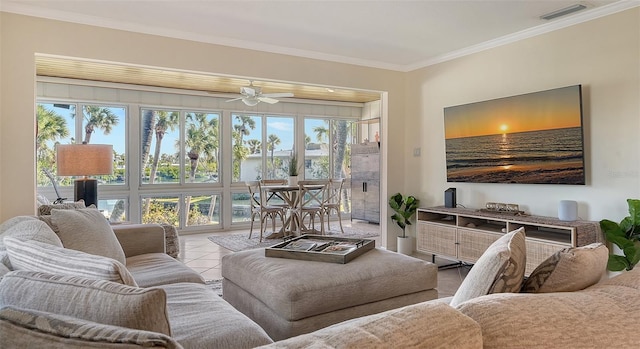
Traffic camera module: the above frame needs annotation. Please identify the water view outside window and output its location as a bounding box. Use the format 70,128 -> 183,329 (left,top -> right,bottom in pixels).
98,198 -> 128,222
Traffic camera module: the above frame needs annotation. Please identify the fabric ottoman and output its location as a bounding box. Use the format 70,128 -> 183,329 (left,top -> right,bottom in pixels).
221,247 -> 438,340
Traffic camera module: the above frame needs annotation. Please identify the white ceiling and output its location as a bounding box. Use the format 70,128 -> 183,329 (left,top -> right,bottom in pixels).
2,0 -> 636,72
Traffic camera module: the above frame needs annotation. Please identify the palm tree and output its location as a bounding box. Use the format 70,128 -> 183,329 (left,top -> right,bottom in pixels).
247,139 -> 261,154
149,111 -> 179,184
333,120 -> 349,179
184,113 -> 218,182
81,106 -> 119,144
36,105 -> 69,186
184,113 -> 219,224
267,134 -> 281,178
232,115 -> 256,180
313,124 -> 329,143
140,109 -> 156,166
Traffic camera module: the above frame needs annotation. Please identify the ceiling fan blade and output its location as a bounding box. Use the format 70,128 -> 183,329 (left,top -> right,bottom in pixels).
261,92 -> 294,98
226,97 -> 243,102
258,97 -> 280,104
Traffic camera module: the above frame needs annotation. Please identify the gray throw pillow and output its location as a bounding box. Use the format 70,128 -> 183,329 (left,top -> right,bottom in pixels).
4,237 -> 137,286
0,271 -> 170,336
521,243 -> 608,293
51,208 -> 126,264
450,227 -> 527,307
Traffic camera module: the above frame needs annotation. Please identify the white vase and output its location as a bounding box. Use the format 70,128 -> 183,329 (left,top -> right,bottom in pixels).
288,176 -> 298,186
397,236 -> 413,255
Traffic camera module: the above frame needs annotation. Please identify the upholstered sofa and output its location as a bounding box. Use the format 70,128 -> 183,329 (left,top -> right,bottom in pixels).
0,210 -> 273,348
1,210 -> 638,349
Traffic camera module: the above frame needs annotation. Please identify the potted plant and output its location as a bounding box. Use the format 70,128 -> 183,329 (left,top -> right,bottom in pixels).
600,198 -> 640,271
389,193 -> 420,255
287,152 -> 300,186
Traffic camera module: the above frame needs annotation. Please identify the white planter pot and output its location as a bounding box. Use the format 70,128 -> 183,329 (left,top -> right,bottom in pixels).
397,236 -> 413,255
288,176 -> 298,186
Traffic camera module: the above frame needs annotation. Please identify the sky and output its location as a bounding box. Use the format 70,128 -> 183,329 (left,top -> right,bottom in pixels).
444,85 -> 582,139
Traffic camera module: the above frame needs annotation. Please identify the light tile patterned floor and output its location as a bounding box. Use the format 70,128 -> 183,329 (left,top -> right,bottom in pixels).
178,222 -> 468,297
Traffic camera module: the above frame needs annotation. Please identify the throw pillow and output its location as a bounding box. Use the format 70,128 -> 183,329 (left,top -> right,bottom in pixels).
0,306 -> 183,349
521,243 -> 608,293
450,227 -> 527,307
0,219 -> 63,271
51,208 -> 126,264
0,216 -> 39,235
0,220 -> 63,251
37,201 -> 86,216
0,271 -> 171,336
4,237 -> 137,286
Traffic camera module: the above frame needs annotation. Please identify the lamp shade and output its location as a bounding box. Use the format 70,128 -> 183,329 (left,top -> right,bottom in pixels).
56,144 -> 113,176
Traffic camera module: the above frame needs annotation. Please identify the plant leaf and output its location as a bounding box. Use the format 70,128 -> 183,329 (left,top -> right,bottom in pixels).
608,254 -> 630,271
627,199 -> 640,227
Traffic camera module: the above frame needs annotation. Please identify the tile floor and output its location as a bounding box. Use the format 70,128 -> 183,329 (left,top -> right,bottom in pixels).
178,222 -> 469,298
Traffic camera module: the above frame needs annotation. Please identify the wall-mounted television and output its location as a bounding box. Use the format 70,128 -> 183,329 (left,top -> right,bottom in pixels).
444,85 -> 585,185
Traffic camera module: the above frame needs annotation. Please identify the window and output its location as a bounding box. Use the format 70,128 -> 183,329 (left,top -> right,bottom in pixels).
36,103 -> 76,188
233,114 -> 261,182
303,118 -> 353,180
37,92 -> 361,231
36,103 -> 126,200
141,109 -> 180,185
184,112 -> 220,184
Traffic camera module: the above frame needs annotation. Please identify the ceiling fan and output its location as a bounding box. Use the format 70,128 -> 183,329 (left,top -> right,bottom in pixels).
226,81 -> 294,106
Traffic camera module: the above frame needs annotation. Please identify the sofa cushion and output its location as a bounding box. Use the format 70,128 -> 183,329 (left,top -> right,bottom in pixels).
51,208 -> 126,264
0,306 -> 183,349
158,282 -> 273,349
0,219 -> 63,271
0,271 -> 171,336
457,268 -> 640,349
126,253 -> 204,287
521,242 -> 608,293
256,302 -> 482,349
4,237 -> 137,286
450,227 -> 526,307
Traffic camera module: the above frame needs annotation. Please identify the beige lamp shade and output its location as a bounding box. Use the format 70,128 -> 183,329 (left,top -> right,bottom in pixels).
56,144 -> 113,176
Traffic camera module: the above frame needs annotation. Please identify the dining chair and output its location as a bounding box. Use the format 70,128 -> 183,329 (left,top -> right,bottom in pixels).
323,178 -> 345,234
260,179 -> 289,207
246,181 -> 286,242
296,180 -> 329,235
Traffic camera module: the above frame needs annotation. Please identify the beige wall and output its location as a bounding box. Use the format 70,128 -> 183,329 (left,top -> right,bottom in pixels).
404,8 -> 640,226
0,13 -> 407,246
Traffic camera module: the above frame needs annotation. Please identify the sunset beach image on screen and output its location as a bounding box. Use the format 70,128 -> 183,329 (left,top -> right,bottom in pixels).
443,85 -> 585,185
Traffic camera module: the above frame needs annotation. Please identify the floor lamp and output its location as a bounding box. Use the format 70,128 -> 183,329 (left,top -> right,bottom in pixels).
56,143 -> 113,207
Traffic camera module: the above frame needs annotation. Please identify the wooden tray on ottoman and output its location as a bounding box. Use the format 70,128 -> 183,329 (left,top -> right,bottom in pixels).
265,234 -> 375,264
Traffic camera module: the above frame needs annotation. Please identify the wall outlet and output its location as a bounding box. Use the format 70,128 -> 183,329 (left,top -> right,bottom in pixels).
413,147 -> 421,157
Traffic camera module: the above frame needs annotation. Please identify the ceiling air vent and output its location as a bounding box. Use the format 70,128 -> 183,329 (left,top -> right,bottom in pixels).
540,4 -> 587,20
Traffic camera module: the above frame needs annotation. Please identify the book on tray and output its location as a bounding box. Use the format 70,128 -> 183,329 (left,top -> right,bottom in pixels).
280,239 -> 358,254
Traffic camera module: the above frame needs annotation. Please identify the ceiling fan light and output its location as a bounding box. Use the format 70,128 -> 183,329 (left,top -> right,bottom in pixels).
242,97 -> 260,106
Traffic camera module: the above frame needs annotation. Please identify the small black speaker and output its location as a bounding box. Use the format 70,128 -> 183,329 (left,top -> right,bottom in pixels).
444,188 -> 456,208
